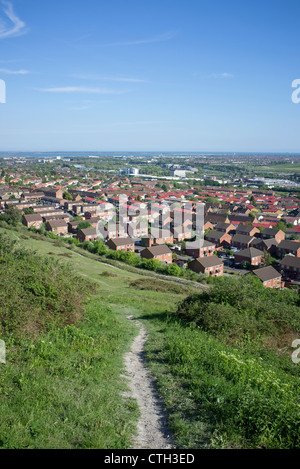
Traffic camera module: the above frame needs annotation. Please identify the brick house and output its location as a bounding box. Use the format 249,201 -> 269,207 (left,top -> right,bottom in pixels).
98,223 -> 127,240
127,221 -> 149,239
261,228 -> 285,243
140,244 -> 172,264
236,224 -> 260,237
41,188 -> 63,199
234,247 -> 263,266
22,213 -> 43,229
231,234 -> 255,249
279,255 -> 300,280
188,255 -> 224,277
204,214 -> 230,226
185,239 -> 216,258
143,228 -> 174,247
68,220 -> 82,233
276,240 -> 300,258
250,237 -> 278,255
229,214 -> 258,224
77,227 -> 98,243
107,237 -> 135,252
172,227 -> 193,242
203,220 -> 214,232
214,222 -> 236,234
205,230 -> 231,249
253,266 -> 283,289
46,219 -> 68,235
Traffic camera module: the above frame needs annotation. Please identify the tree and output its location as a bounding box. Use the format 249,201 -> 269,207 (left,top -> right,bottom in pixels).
167,263 -> 181,276
63,191 -> 73,201
263,250 -> 273,267
23,208 -> 34,215
276,220 -> 287,233
77,221 -> 92,230
0,206 -> 22,225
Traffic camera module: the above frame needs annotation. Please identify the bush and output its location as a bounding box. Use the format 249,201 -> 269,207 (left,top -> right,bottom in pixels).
176,275 -> 300,345
0,234 -> 96,341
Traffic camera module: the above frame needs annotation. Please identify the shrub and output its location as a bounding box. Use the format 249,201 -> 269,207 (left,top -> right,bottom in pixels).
0,234 -> 96,341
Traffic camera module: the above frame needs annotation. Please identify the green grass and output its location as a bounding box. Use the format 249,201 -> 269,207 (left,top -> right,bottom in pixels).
0,300 -> 139,449
1,225 -> 300,449
0,227 -> 192,448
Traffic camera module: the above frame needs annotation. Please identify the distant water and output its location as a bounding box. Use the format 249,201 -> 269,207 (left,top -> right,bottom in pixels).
1,151 -> 300,159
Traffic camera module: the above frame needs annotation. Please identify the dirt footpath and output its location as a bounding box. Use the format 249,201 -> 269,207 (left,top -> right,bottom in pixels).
123,317 -> 175,449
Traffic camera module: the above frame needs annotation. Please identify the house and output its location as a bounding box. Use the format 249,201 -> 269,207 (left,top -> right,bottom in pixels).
253,266 -> 283,289
228,214 -> 258,224
172,227 -> 193,242
250,237 -> 278,255
214,222 -> 236,234
204,214 -> 230,225
22,213 -> 43,229
260,228 -> 285,243
46,219 -> 68,235
40,188 -> 63,199
77,227 -> 98,243
279,255 -> 300,280
276,240 -> 300,258
185,239 -> 216,258
234,247 -> 263,266
235,224 -> 260,237
143,228 -> 174,247
188,255 -> 224,277
68,220 -> 82,233
205,230 -> 231,249
106,237 -> 135,252
140,244 -> 172,264
203,220 -> 214,232
231,234 -> 255,250
98,223 -> 127,240
127,221 -> 149,239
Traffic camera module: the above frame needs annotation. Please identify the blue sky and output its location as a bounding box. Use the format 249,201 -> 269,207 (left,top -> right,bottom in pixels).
1,0 -> 300,152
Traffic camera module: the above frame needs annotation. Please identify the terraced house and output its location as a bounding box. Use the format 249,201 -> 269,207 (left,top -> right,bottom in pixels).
276,240 -> 300,258
22,213 -> 43,229
231,234 -> 255,249
279,255 -> 300,280
46,219 -> 68,235
107,237 -> 135,252
234,247 -> 263,266
205,230 -> 231,249
140,244 -> 172,264
188,255 -> 224,277
185,239 -> 216,257
253,266 -> 283,289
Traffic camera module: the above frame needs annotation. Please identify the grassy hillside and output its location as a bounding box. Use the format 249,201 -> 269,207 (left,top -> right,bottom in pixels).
0,226 -> 300,448
0,228 -> 194,448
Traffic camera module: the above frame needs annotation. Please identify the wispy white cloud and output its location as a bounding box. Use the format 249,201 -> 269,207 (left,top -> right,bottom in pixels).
0,67 -> 29,74
104,30 -> 178,46
0,1 -> 26,39
36,86 -> 128,95
210,72 -> 234,79
72,73 -> 148,83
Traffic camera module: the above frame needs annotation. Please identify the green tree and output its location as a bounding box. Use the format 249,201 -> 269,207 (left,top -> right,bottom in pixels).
167,263 -> 181,276
276,220 -> 287,232
0,206 -> 22,225
63,191 -> 73,201
77,221 -> 92,230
